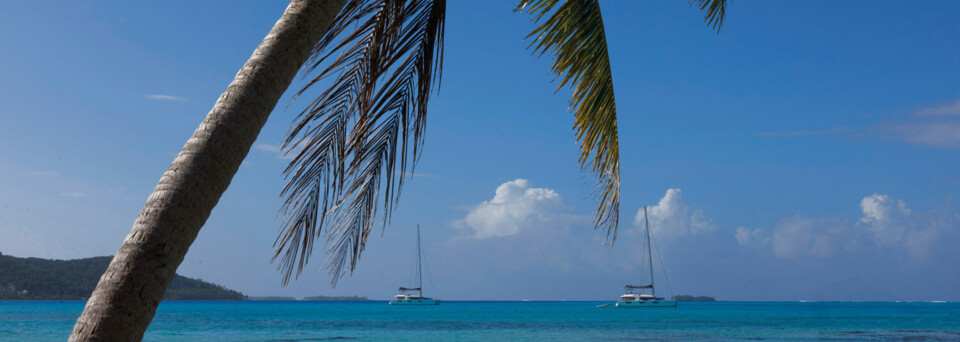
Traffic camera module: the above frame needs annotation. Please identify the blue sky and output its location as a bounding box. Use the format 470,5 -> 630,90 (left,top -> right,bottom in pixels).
1,1 -> 958,301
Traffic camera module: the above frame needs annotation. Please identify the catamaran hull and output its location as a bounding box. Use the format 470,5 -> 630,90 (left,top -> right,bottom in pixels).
615,300 -> 677,308
389,298 -> 438,305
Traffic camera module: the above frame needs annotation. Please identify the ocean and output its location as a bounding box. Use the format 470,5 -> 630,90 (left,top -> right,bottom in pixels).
1,301 -> 958,341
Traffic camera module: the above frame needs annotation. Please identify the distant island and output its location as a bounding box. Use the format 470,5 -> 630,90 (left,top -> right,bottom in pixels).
247,296 -> 298,301
672,295 -> 717,302
0,254 -> 245,300
246,295 -> 372,301
303,295 -> 370,301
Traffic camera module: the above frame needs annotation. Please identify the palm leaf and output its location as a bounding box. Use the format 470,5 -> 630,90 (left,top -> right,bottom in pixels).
690,0 -> 726,32
516,0 -> 727,243
516,0 -> 621,242
273,0 -> 445,286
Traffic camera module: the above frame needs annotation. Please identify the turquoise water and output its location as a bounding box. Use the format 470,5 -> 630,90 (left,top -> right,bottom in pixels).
2,301 -> 959,341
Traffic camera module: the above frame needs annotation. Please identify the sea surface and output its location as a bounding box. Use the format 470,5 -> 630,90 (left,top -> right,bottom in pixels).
1,301 -> 959,341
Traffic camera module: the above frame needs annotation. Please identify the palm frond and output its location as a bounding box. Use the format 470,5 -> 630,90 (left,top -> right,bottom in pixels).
690,0 -> 726,32
516,0 -> 621,242
273,0 -> 445,286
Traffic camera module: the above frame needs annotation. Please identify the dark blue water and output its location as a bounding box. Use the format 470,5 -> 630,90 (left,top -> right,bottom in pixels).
2,301 -> 959,341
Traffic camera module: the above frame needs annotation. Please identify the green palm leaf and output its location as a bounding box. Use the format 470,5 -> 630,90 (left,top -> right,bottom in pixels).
517,0 -> 726,243
517,0 -> 622,242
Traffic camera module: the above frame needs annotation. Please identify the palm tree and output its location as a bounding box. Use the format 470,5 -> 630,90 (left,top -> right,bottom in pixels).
70,0 -> 724,340
68,1 -> 347,340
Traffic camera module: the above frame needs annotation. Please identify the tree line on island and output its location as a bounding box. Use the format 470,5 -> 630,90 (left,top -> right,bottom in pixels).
671,295 -> 717,302
0,253 -> 373,301
0,254 -> 244,300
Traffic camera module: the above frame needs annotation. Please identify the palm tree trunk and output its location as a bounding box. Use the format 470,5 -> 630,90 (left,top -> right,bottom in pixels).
69,1 -> 345,340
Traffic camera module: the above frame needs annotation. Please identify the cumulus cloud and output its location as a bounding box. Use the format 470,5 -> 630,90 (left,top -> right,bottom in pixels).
735,226 -> 768,246
857,194 -> 910,245
455,179 -> 561,238
735,193 -> 958,260
637,188 -> 716,241
145,94 -> 187,101
854,194 -> 958,258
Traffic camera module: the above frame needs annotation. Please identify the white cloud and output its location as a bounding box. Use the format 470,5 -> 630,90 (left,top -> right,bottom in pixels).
145,94 -> 187,101
256,143 -> 282,153
856,194 -> 959,259
885,121 -> 960,149
857,193 -> 910,245
637,188 -> 716,241
916,99 -> 960,117
59,191 -> 86,198
757,127 -> 849,137
256,143 -> 299,160
756,100 -> 960,150
770,216 -> 851,258
735,226 -> 768,246
903,225 -> 940,259
455,179 -> 561,239
896,208 -> 956,259
690,210 -> 716,232
879,99 -> 960,149
741,193 -> 958,260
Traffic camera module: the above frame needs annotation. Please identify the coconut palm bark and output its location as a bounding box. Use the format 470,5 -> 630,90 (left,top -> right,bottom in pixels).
69,0 -> 346,340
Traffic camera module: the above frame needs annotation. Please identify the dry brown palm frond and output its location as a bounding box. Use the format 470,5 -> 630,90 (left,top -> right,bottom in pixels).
273,0 -> 444,286
516,0 -> 621,242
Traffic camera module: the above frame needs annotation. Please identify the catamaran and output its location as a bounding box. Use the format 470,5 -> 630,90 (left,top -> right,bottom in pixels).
616,206 -> 677,308
389,225 -> 438,305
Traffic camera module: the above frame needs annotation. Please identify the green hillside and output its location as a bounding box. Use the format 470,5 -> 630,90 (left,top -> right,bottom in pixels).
0,254 -> 245,300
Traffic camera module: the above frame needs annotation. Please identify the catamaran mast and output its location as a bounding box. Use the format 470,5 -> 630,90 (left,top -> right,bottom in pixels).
644,206 -> 655,297
417,224 -> 422,296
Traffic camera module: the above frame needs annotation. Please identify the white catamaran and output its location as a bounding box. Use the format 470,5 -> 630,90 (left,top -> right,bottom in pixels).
616,206 -> 677,308
389,225 -> 439,305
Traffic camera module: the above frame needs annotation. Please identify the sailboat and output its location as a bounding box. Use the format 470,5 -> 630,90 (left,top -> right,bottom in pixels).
616,206 -> 677,308
389,225 -> 439,305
